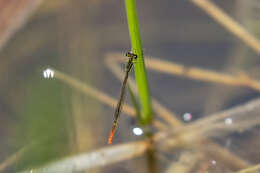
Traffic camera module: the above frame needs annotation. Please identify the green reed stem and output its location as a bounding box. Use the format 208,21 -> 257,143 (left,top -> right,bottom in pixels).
125,0 -> 152,125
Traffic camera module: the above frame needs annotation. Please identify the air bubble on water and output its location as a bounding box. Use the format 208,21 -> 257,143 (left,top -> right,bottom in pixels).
132,127 -> 143,136
211,160 -> 216,165
183,113 -> 192,121
43,68 -> 54,79
225,118 -> 232,125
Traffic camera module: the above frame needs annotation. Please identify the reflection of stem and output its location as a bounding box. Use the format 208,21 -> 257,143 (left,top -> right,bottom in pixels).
191,0 -> 260,55
146,149 -> 157,173
145,133 -> 157,173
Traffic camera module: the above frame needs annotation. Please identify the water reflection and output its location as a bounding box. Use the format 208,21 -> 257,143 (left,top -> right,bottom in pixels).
132,127 -> 143,136
43,68 -> 54,79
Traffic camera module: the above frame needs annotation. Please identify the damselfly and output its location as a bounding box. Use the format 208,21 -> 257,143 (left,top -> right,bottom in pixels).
108,52 -> 138,144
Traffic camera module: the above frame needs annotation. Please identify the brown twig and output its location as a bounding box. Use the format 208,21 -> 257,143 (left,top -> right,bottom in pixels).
109,53 -> 260,91
146,58 -> 260,91
20,141 -> 149,173
158,99 -> 260,170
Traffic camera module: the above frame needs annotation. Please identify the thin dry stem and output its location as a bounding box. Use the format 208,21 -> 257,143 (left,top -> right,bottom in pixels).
145,58 -> 260,91
158,99 -> 260,169
108,53 -> 260,91
191,0 -> 260,55
184,98 -> 260,134
20,141 -> 149,173
158,98 -> 260,142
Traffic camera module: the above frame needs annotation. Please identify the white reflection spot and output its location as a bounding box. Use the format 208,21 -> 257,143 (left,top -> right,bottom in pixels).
43,68 -> 54,79
211,160 -> 216,165
132,127 -> 143,136
183,113 -> 192,121
225,118 -> 232,125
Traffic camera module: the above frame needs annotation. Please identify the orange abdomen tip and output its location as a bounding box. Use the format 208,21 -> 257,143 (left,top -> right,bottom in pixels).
108,127 -> 116,144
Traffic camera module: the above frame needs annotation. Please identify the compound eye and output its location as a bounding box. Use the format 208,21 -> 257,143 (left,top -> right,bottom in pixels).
126,51 -> 138,59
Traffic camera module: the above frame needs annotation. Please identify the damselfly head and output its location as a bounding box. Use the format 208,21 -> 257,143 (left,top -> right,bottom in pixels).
125,51 -> 137,59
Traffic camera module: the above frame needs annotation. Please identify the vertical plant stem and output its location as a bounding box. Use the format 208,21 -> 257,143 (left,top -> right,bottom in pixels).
125,0 -> 152,125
